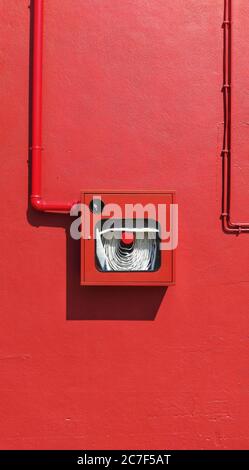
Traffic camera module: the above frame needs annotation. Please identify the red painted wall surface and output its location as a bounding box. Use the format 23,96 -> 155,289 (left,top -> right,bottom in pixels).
1,0 -> 249,449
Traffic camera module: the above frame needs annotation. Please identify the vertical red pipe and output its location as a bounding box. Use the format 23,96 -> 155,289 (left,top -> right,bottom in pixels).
31,0 -> 43,203
30,0 -> 78,212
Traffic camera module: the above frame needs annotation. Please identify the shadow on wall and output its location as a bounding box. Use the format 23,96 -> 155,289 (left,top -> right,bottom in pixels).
27,211 -> 167,321
26,1 -> 166,321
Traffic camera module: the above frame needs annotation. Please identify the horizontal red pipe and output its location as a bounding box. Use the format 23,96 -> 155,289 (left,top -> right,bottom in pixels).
31,0 -> 78,212
221,0 -> 249,233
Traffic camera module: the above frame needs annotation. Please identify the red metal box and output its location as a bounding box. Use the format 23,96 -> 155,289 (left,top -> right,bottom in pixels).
80,191 -> 176,286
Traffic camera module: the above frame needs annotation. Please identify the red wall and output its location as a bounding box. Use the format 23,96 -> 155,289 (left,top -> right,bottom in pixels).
1,0 -> 249,449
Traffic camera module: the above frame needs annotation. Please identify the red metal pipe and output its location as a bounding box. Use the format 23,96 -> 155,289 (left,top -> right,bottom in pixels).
31,0 -> 249,226
31,0 -> 78,212
221,0 -> 249,233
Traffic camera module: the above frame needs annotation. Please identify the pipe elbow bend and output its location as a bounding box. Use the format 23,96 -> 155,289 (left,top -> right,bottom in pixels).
31,195 -> 45,211
222,215 -> 241,234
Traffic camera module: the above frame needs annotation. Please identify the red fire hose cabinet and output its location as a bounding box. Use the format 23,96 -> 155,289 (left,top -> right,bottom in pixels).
80,191 -> 176,286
